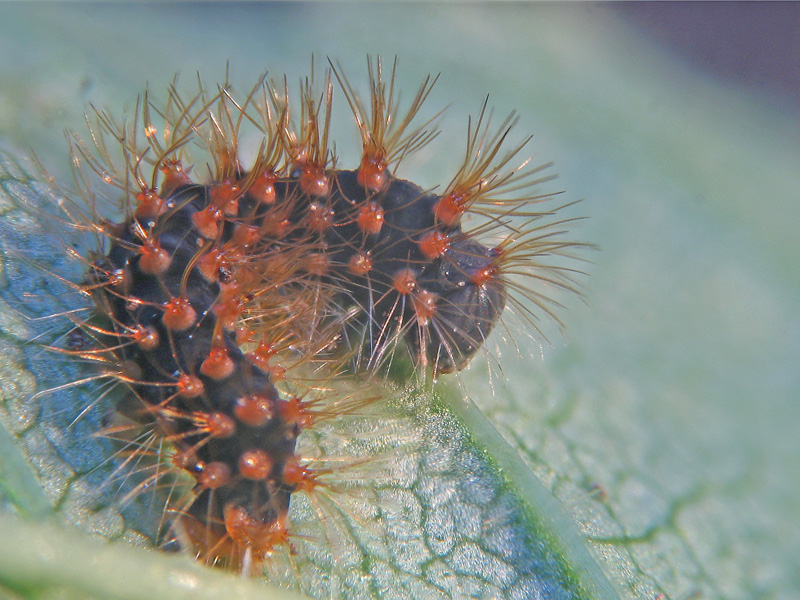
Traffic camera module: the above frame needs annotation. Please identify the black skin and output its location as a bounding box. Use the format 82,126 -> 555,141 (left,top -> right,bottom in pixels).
90,168 -> 505,540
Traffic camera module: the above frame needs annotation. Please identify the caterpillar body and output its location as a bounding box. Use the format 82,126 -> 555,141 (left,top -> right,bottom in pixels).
27,58 -> 584,578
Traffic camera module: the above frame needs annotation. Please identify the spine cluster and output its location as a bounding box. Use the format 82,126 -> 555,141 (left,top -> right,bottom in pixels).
59,58 -> 583,569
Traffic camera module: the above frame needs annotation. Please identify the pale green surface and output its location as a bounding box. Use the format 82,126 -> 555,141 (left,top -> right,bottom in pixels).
0,147 -> 610,600
0,4 -> 798,600
0,512 -> 309,600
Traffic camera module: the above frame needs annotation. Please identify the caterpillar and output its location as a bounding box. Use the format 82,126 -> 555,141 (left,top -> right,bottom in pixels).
25,57 -> 585,580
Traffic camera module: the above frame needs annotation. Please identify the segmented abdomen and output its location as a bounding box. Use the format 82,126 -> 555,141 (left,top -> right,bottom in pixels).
90,162 -> 506,565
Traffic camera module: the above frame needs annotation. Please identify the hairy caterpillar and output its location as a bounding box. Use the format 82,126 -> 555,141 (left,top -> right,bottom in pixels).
9,57 -> 587,588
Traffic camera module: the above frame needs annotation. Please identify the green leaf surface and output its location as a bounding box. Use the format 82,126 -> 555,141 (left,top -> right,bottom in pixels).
0,151 -> 615,600
0,4 -> 798,600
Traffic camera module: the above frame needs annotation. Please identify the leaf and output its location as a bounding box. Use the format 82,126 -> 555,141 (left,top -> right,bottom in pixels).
1,4 -> 799,600
0,135 -> 616,600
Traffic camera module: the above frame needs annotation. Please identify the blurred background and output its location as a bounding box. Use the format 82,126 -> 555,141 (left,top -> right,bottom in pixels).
1,4 -> 798,600
616,2 -> 800,114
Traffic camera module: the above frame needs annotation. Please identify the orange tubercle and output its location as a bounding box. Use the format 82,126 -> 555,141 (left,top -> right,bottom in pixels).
212,294 -> 248,331
138,238 -> 172,275
412,289 -> 438,325
231,223 -> 260,248
107,267 -> 128,290
171,449 -> 198,471
282,456 -> 318,493
162,297 -> 197,331
192,205 -> 223,240
198,461 -> 231,489
392,268 -> 417,295
135,188 -> 165,219
235,327 -> 256,346
348,252 -> 373,275
200,345 -> 235,380
470,263 -> 501,288
238,448 -> 273,480
196,247 -> 228,282
132,325 -> 160,351
210,180 -> 240,217
307,202 -> 334,233
246,340 -> 277,372
222,505 -> 291,562
178,508 -> 291,570
357,154 -> 387,191
278,395 -> 315,430
433,191 -> 466,226
299,165 -> 331,197
418,229 -> 451,259
159,158 -> 192,196
233,394 -> 274,427
357,201 -> 385,235
249,169 -> 277,204
204,412 -> 236,438
177,373 -> 205,398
